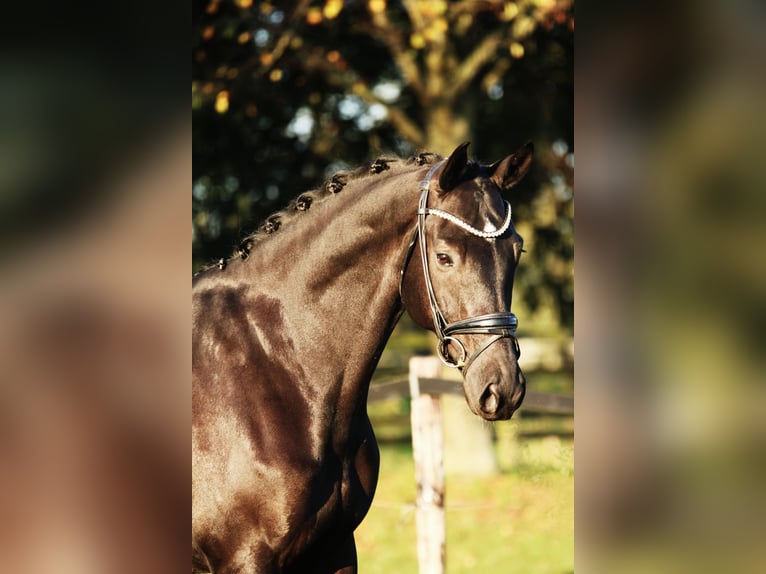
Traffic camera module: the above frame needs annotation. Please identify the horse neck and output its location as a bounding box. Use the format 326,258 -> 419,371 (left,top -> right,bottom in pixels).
241,167 -> 422,416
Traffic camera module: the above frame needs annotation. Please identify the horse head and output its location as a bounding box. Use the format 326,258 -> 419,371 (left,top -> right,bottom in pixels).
401,141 -> 533,421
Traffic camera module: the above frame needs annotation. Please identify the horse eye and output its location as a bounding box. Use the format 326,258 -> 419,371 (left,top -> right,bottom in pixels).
436,253 -> 453,266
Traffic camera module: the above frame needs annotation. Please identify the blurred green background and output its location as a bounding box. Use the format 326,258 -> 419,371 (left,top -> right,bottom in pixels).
193,1 -> 573,572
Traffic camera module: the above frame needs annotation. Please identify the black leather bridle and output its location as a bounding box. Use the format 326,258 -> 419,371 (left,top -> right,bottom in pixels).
401,160 -> 519,374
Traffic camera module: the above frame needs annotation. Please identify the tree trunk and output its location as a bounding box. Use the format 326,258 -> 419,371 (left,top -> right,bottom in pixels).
424,102 -> 470,155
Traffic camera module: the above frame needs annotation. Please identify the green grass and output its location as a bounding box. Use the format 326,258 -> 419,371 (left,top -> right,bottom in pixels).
356,401 -> 574,573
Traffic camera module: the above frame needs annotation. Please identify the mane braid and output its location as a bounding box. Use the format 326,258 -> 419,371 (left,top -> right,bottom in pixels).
193,153 -> 444,275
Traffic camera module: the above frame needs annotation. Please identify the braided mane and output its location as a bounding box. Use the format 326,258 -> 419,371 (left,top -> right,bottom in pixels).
196,152 -> 445,274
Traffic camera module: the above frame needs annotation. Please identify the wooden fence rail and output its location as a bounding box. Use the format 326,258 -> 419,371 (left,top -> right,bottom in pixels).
369,377 -> 574,414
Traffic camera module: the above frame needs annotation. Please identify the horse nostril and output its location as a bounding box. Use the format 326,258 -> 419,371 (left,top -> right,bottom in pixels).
480,383 -> 501,414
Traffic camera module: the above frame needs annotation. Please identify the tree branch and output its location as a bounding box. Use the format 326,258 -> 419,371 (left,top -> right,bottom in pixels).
444,31 -> 504,100
302,52 -> 426,148
353,82 -> 426,148
251,0 -> 312,78
369,7 -> 427,104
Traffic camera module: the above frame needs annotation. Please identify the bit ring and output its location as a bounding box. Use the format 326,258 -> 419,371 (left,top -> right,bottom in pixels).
438,336 -> 466,368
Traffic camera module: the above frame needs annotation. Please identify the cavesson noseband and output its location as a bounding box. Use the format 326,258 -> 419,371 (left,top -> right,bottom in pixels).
402,159 -> 519,374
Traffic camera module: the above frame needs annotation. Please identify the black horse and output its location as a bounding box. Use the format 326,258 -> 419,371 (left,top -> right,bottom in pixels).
192,142 -> 532,573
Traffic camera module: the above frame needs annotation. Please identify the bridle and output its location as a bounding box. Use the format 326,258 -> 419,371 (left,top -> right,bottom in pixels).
401,160 -> 520,374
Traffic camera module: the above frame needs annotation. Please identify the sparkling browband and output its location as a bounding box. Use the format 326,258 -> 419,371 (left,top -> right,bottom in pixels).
417,201 -> 512,239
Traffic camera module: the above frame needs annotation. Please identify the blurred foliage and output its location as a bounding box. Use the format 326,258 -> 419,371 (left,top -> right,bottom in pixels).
193,0 -> 573,333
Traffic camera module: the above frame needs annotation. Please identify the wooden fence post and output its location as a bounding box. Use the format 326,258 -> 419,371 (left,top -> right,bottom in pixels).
409,356 -> 445,574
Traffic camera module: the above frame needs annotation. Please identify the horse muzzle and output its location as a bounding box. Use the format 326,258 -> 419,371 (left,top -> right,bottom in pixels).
460,336 -> 526,421
475,368 -> 526,420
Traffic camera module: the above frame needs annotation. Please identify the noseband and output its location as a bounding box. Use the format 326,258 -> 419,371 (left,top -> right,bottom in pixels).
401,160 -> 519,374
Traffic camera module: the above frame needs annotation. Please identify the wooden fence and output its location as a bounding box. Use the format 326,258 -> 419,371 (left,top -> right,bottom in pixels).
367,339 -> 573,574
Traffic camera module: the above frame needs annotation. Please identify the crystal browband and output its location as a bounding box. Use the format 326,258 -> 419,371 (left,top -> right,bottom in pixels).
417,201 -> 512,239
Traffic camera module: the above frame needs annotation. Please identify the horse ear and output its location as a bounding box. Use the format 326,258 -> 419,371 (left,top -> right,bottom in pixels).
438,141 -> 470,194
490,141 -> 534,191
